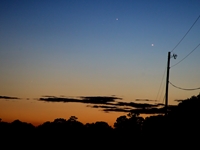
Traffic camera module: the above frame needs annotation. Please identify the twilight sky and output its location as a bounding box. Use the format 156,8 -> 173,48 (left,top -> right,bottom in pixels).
0,0 -> 200,126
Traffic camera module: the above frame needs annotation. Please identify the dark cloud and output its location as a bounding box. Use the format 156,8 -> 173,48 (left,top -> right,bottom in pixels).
174,99 -> 184,102
156,103 -> 165,106
38,95 -> 175,115
81,96 -> 122,104
0,96 -> 19,100
106,104 -> 177,114
42,95 -> 57,98
87,105 -> 120,109
103,107 -> 167,114
40,95 -> 162,109
87,102 -> 166,114
103,108 -> 130,113
114,102 -> 163,108
39,97 -> 80,103
38,96 -> 122,105
135,99 -> 157,102
130,108 -> 165,114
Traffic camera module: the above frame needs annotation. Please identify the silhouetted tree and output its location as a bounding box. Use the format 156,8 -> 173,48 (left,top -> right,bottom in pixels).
114,115 -> 128,129
2,93 -> 200,148
114,112 -> 144,146
142,115 -> 166,144
53,118 -> 67,123
68,116 -> 78,122
167,93 -> 200,145
114,113 -> 143,132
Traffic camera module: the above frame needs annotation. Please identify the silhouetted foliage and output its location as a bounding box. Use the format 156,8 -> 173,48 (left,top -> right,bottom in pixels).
113,112 -> 144,146
167,93 -> 200,146
114,112 -> 143,132
1,93 -> 200,148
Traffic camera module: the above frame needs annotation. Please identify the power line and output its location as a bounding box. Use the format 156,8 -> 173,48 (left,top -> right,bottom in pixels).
170,15 -> 200,53
160,83 -> 166,103
170,42 -> 200,68
156,67 -> 166,101
162,93 -> 165,104
169,81 -> 200,91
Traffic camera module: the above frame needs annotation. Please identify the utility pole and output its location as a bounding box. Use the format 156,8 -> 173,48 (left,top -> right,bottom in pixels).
165,52 -> 177,116
165,52 -> 171,116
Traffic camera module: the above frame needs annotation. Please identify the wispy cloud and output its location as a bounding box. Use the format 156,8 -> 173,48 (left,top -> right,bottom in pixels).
103,108 -> 130,113
38,96 -> 122,104
114,102 -> 163,108
0,95 -> 20,100
88,102 -> 176,114
135,99 -> 157,102
102,106 -> 176,114
38,95 -> 177,115
87,105 -> 121,109
174,99 -> 184,102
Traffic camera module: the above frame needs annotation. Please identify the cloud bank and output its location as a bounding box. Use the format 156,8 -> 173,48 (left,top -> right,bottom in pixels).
0,95 -> 20,100
38,95 -> 175,114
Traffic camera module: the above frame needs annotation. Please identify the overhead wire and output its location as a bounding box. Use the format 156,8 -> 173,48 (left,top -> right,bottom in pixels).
159,81 -> 166,103
170,15 -> 200,53
169,81 -> 200,91
156,67 -> 167,101
170,42 -> 200,68
155,15 -> 200,104
162,93 -> 165,104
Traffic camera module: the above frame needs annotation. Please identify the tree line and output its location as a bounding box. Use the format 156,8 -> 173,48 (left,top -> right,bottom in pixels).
0,93 -> 200,148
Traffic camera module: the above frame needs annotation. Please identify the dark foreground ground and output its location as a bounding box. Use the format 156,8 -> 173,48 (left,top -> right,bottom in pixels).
1,94 -> 200,149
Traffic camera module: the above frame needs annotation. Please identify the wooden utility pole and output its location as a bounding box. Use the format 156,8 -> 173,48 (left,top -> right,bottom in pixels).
165,52 -> 171,116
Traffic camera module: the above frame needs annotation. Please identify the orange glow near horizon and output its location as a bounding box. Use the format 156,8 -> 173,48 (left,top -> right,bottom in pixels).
0,97 -> 156,127
0,99 -> 125,126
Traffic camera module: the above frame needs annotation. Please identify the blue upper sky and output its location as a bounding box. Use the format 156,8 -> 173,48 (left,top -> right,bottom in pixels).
1,0 -> 200,98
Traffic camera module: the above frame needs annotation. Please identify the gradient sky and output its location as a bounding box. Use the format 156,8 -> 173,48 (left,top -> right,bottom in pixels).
0,0 -> 200,126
